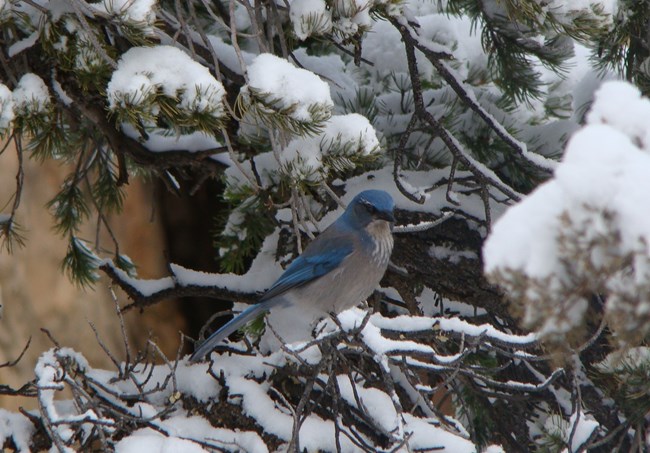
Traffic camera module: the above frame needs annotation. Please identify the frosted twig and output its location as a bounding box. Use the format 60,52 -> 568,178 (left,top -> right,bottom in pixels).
229,0 -> 249,75
393,211 -> 453,233
321,182 -> 346,208
472,368 -> 564,393
446,157 -> 461,205
88,321 -> 122,373
287,358 -> 325,452
376,355 -> 406,444
392,113 -> 426,204
295,205 -> 313,239
235,0 -> 269,53
197,309 -> 236,342
267,0 -> 289,59
300,192 -> 321,234
111,286 -> 134,374
220,126 -> 260,189
393,15 -> 556,173
147,340 -> 179,398
187,0 -> 224,84
198,0 -> 259,38
567,371 -> 582,452
173,0 -> 196,58
99,259 -> 259,312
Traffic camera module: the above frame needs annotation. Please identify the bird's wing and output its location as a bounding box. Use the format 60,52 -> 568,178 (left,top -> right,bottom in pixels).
259,232 -> 354,302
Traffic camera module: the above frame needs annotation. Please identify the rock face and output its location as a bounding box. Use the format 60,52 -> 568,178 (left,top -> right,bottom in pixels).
0,143 -> 186,410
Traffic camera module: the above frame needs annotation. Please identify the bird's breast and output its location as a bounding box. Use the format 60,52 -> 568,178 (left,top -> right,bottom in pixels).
365,220 -> 394,266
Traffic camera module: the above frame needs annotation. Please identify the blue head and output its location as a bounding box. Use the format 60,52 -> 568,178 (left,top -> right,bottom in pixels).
342,190 -> 395,228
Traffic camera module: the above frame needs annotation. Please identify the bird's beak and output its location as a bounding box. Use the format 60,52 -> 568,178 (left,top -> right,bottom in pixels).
377,210 -> 395,223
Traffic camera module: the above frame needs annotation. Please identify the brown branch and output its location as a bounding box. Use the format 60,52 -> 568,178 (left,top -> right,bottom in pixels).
99,262 -> 259,312
389,16 -> 521,204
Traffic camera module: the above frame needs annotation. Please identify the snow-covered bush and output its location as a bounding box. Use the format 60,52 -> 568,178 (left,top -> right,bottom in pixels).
484,81 -> 650,347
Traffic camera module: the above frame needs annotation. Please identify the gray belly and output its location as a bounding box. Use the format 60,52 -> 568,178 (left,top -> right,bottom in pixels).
286,250 -> 389,314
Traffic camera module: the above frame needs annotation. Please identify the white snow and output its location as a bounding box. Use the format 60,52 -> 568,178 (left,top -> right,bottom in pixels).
541,0 -> 617,26
368,312 -> 538,345
206,35 -> 255,75
280,113 -> 380,181
484,80 -> 650,337
90,0 -> 158,26
290,0 -> 332,40
321,113 -> 379,155
115,430 -> 209,453
402,414 -> 475,452
485,102 -> 650,279
485,81 -> 650,276
114,414 -> 267,453
595,346 -> 650,373
7,31 -> 39,57
107,45 -> 226,119
562,411 -> 599,453
429,245 -> 478,264
337,376 -> 399,433
0,409 -> 34,452
586,81 -> 650,152
245,53 -> 333,123
0,83 -> 14,131
52,79 -> 73,106
12,73 -> 51,114
332,0 -> 373,36
227,375 -> 358,451
121,123 -> 222,152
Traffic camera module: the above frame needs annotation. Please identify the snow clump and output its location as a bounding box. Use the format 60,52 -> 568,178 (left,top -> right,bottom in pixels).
107,45 -> 227,123
12,73 -> 51,115
280,113 -> 379,181
244,53 -> 333,131
0,83 -> 14,132
289,0 -> 332,40
91,0 -> 158,26
483,80 -> 650,346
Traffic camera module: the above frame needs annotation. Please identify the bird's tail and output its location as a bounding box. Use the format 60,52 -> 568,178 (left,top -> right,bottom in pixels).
189,302 -> 271,362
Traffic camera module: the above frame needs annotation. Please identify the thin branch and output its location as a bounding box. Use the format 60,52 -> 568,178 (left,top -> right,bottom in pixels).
100,260 -> 259,311
390,16 -> 522,204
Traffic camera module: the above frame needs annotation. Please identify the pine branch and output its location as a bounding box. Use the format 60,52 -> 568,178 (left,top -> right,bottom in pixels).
391,16 -> 557,174
390,16 -> 522,204
99,260 -> 259,311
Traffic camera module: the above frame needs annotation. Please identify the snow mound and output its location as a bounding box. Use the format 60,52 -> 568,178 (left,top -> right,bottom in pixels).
107,45 -> 226,120
289,0 -> 332,40
244,53 -> 333,129
0,83 -> 14,131
12,73 -> 51,115
280,113 -> 380,181
483,80 -> 650,344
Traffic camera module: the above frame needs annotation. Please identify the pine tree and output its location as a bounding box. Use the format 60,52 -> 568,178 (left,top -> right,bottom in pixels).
0,0 -> 649,451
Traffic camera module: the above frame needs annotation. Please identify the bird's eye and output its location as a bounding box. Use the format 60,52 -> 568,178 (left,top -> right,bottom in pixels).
365,203 -> 377,214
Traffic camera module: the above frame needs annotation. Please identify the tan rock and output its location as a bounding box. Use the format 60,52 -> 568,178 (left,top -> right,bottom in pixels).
0,141 -> 184,411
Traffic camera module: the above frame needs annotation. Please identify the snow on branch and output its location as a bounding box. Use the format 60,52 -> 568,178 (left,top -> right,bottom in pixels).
388,14 -> 522,224
99,260 -> 261,311
0,301 -> 563,452
239,53 -> 334,137
393,211 -> 453,233
391,16 -> 558,173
